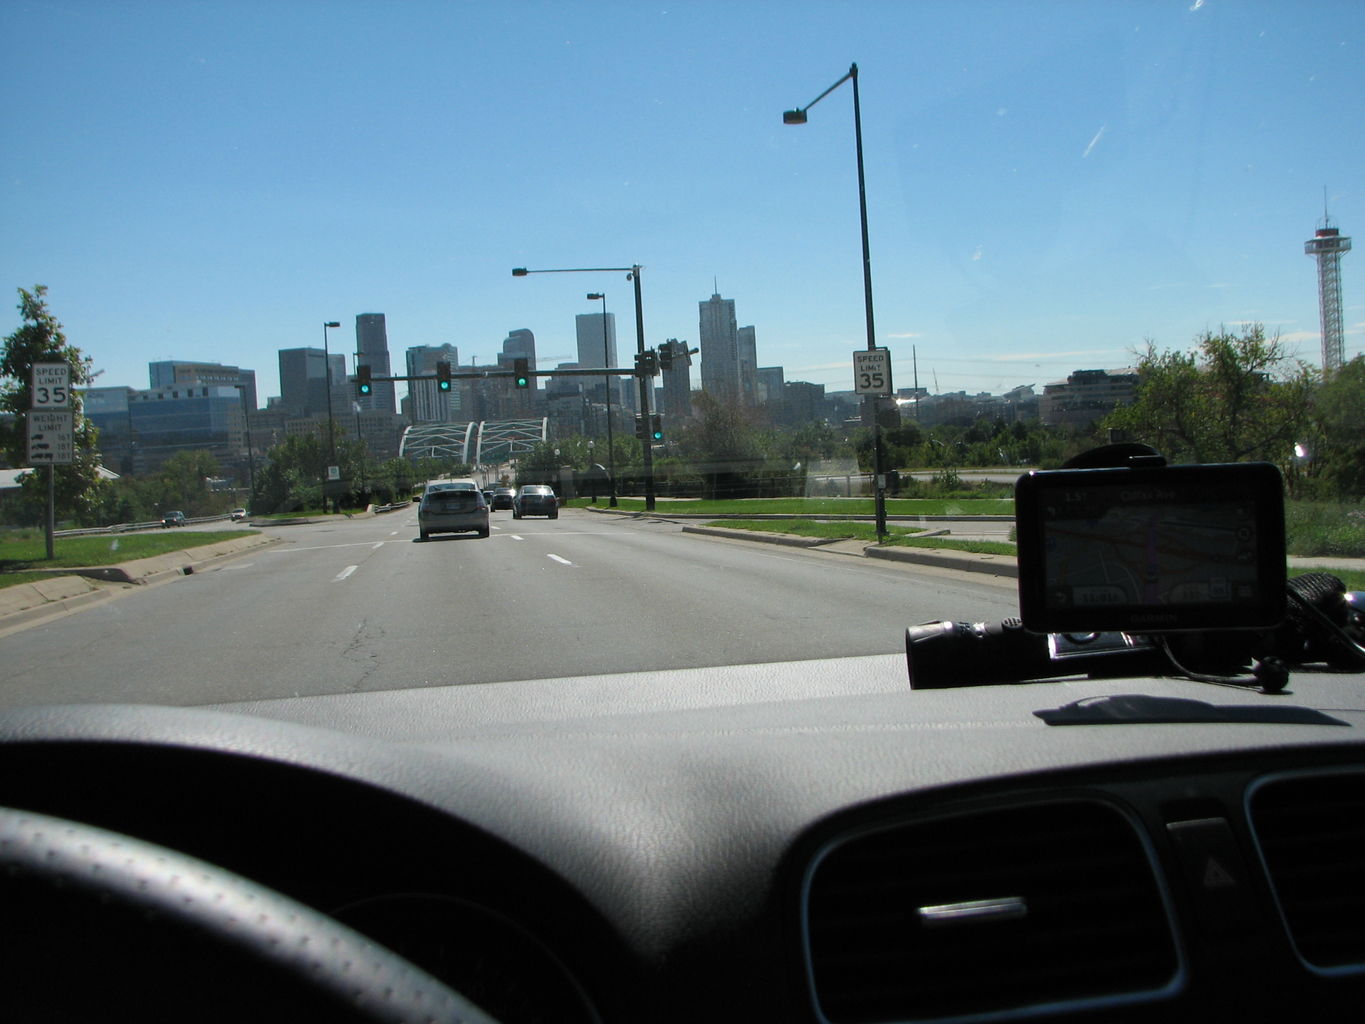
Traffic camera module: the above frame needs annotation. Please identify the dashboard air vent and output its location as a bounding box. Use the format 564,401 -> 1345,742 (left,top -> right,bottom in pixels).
804,800 -> 1179,1023
1250,770 -> 1365,972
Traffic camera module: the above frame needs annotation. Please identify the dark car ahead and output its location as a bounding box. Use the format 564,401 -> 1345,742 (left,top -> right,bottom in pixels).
512,484 -> 557,519
491,487 -> 516,510
418,487 -> 489,539
161,511 -> 186,528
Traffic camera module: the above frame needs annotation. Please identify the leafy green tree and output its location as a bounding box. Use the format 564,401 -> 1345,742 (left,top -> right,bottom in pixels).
1302,355 -> 1365,497
1104,325 -> 1315,466
155,450 -> 221,515
0,286 -> 106,524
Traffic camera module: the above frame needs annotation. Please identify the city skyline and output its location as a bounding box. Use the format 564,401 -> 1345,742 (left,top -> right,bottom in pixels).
2,2 -> 1361,408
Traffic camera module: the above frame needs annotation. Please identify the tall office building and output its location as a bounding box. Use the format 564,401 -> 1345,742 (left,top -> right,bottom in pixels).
406,343 -> 460,423
278,348 -> 345,419
575,312 -> 624,409
699,292 -> 739,400
499,328 -> 537,371
355,313 -> 395,413
659,339 -> 694,423
149,360 -> 257,411
737,326 -> 758,405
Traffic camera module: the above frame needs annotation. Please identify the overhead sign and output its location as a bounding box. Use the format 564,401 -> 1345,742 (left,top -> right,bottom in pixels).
28,410 -> 75,465
853,348 -> 892,396
31,363 -> 71,408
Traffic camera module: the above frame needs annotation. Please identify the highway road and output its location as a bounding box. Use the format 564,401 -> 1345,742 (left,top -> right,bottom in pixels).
0,508 -> 1020,708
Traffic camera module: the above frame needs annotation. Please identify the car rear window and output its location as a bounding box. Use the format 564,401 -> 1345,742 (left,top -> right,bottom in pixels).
426,492 -> 480,511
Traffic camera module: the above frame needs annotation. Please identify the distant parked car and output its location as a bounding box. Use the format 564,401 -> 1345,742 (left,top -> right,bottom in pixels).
512,485 -> 558,519
229,508 -> 248,521
162,511 -> 187,528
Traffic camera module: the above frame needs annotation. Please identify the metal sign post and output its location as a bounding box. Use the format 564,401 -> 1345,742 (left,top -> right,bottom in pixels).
30,363 -> 73,560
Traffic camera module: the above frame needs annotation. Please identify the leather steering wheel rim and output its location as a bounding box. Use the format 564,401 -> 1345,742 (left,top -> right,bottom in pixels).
0,806 -> 500,1024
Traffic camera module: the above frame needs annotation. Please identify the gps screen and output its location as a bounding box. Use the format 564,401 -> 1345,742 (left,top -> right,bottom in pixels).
1016,463 -> 1285,633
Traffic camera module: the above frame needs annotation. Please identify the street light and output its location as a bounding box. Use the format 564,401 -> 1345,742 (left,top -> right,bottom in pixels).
586,292 -> 618,507
784,62 -> 888,538
323,321 -> 341,512
513,265 -> 654,511
233,384 -> 255,509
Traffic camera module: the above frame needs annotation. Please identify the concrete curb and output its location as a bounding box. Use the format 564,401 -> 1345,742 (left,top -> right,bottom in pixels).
679,522 -> 1017,575
679,524 -> 835,548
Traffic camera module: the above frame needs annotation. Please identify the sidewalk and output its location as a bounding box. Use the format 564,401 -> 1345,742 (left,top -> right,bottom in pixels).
0,533 -> 277,634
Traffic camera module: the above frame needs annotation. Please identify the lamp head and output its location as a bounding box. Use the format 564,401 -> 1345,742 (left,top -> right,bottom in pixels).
587,292 -> 604,300
324,321 -> 341,328
783,109 -> 808,125
512,268 -> 528,277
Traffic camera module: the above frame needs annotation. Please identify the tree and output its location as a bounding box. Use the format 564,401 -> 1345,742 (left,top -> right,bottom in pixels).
1104,325 -> 1315,466
0,286 -> 106,523
1303,355 -> 1365,498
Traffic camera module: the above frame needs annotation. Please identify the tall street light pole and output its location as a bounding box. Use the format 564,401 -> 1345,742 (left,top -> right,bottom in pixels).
322,320 -> 341,512
586,292 -> 618,507
234,384 -> 256,508
513,265 -> 655,511
784,62 -> 888,539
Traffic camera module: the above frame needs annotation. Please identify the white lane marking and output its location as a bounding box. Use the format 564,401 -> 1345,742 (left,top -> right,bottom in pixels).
371,541 -> 384,549
265,540 -> 403,554
389,530 -> 399,536
547,553 -> 573,566
510,534 -> 524,541
334,565 -> 359,581
220,562 -> 254,570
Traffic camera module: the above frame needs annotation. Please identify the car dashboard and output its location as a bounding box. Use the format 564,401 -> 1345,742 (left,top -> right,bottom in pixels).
1,653 -> 1363,1023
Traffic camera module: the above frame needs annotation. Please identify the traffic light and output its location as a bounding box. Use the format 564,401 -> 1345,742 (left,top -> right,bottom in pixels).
657,343 -> 673,371
513,357 -> 530,389
436,361 -> 451,392
356,365 -> 372,396
650,414 -> 664,442
634,350 -> 658,377
634,414 -> 647,440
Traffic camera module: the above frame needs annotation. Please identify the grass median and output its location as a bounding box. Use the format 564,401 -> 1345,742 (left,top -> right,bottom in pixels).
0,529 -> 257,587
572,496 -> 1014,516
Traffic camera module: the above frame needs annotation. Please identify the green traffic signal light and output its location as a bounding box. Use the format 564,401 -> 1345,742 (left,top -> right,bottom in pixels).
649,414 -> 663,442
436,361 -> 451,392
356,365 -> 372,396
514,357 -> 530,389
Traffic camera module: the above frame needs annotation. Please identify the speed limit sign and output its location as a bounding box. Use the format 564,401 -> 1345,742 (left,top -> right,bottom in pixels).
31,363 -> 71,408
853,348 -> 892,396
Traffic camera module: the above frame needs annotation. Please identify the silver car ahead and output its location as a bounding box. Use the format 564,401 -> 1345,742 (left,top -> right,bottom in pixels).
418,487 -> 489,540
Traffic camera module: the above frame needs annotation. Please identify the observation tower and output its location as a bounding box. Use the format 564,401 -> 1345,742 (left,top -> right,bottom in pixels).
1304,218 -> 1351,375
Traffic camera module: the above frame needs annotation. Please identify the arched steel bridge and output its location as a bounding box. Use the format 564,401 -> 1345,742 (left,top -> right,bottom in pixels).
399,419 -> 548,465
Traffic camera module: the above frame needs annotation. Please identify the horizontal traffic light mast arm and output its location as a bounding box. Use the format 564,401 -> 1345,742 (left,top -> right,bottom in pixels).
352,366 -> 645,384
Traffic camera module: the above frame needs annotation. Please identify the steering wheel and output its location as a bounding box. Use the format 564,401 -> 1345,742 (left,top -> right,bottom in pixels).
0,806 -> 501,1024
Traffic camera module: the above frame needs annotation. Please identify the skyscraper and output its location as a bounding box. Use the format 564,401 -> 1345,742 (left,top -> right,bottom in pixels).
699,292 -> 739,400
576,312 -> 623,408
407,343 -> 460,423
355,313 -> 395,413
278,348 -> 343,419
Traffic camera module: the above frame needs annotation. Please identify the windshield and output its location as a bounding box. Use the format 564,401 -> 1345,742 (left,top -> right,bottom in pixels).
1,1 -> 1361,708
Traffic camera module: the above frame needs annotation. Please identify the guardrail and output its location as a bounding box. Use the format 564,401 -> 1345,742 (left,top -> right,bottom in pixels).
53,513 -> 239,538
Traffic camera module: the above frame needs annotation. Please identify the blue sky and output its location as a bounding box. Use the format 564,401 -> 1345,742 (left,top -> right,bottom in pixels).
3,0 -> 1362,406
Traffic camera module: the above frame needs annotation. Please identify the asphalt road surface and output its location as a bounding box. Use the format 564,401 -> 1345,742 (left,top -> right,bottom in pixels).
0,508 -> 1019,708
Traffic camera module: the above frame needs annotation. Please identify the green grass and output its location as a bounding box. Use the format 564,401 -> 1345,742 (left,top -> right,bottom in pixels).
881,534 -> 1019,556
574,496 -> 1014,516
711,519 -> 919,542
0,529 -> 254,576
1285,501 -> 1365,558
710,519 -> 1017,555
